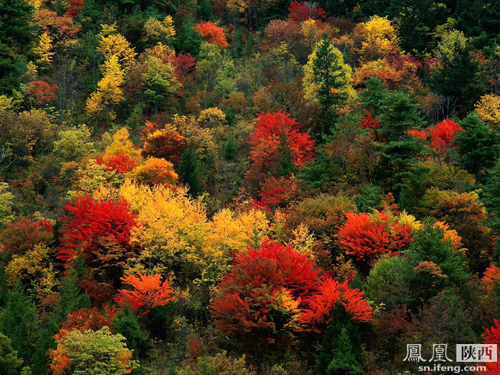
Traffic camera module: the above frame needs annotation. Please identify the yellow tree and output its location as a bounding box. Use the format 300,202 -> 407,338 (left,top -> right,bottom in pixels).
476,94 -> 500,131
86,55 -> 125,124
97,23 -> 137,71
357,15 -> 399,62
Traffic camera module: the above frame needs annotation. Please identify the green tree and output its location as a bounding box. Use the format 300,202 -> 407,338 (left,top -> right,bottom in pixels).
141,55 -> 181,115
326,328 -> 364,375
376,90 -> 426,196
454,111 -> 500,182
303,35 -> 354,135
49,326 -> 138,375
0,283 -> 39,369
431,30 -> 487,117
0,332 -> 22,375
112,307 -> 151,360
0,0 -> 36,94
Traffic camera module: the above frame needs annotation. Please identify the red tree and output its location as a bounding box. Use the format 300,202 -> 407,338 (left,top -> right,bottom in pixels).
429,119 -> 464,153
65,0 -> 84,18
0,217 -> 53,257
54,307 -> 114,343
115,272 -> 175,313
210,241 -> 319,344
28,81 -> 59,106
57,194 -> 138,283
300,278 -> 373,328
246,111 -> 315,189
195,21 -> 229,48
477,319 -> 500,374
96,152 -> 137,174
255,175 -> 302,211
337,211 -> 413,264
288,1 -> 326,22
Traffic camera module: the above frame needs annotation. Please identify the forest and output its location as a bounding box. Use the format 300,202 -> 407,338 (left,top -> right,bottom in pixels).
1,0 -> 500,374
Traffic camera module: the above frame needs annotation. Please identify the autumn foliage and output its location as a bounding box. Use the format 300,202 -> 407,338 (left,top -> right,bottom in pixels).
57,194 -> 137,268
0,216 -> 53,257
28,81 -> 59,106
96,152 -> 138,174
210,240 -> 372,347
115,272 -> 175,312
300,278 -> 373,327
54,307 -> 114,343
477,319 -> 500,374
337,211 -> 413,263
195,21 -> 229,49
288,1 -> 326,22
246,111 -> 315,189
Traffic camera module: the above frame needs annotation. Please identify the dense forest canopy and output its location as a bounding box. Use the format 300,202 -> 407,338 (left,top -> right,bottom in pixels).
1,0 -> 500,374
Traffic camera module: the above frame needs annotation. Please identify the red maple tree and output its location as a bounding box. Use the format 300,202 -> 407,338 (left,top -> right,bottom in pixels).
115,272 -> 175,313
195,21 -> 229,48
288,1 -> 326,22
246,111 -> 315,189
57,194 -> 137,267
337,211 -> 413,263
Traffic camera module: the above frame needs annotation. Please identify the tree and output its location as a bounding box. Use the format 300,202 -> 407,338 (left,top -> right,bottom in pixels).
115,272 -> 175,313
131,157 -> 178,188
476,93 -> 500,130
49,326 -> 138,375
337,210 -> 413,265
326,328 -> 364,375
0,283 -> 40,369
303,35 -> 354,134
86,55 -> 125,124
454,111 -> 500,182
57,194 -> 138,284
417,188 -> 489,273
479,319 -> 500,374
431,30 -> 487,117
245,111 -> 315,190
195,22 -> 229,48
210,241 -> 320,351
0,333 -> 22,375
357,15 -> 399,62
0,0 -> 36,94
140,54 -> 181,115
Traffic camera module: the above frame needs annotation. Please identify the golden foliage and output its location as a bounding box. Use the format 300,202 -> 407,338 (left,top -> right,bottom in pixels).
476,94 -> 500,130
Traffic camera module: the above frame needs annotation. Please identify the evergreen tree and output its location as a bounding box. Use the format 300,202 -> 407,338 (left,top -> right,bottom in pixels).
454,111 -> 500,182
326,328 -> 364,375
0,283 -> 39,370
178,150 -> 203,197
0,332 -> 22,375
0,0 -> 36,94
431,30 -> 487,117
376,90 -> 425,196
303,35 -> 353,136
113,307 -> 151,359
174,18 -> 203,57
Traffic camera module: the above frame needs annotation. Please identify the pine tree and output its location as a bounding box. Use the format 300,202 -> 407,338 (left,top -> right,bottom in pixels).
326,328 -> 365,375
303,35 -> 353,135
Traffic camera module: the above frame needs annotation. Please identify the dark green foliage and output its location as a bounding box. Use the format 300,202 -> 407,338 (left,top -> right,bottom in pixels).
142,303 -> 176,340
0,0 -> 36,94
197,0 -> 213,21
354,184 -> 383,213
483,160 -> 500,233
454,111 -> 500,181
318,303 -> 364,374
178,150 -> 203,197
0,332 -> 22,375
0,283 -> 39,369
174,18 -> 203,57
375,90 -> 425,196
223,137 -> 236,161
430,36 -> 487,117
113,306 -> 151,359
326,328 -> 364,375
